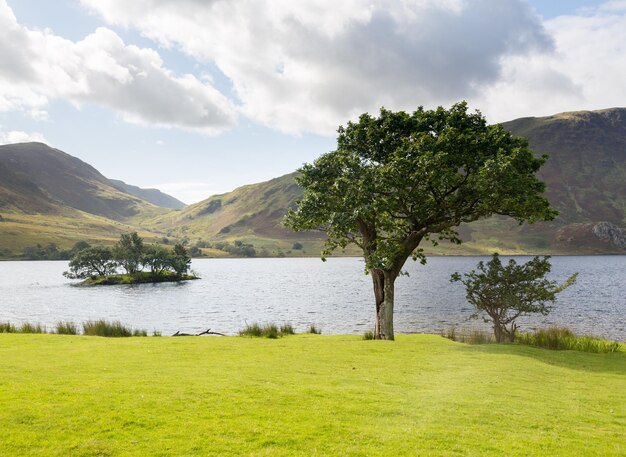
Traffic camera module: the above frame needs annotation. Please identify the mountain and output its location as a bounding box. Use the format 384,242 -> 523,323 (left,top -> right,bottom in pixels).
0,142 -> 162,220
150,107 -> 626,255
2,107 -> 625,258
143,173 -> 325,255
110,179 -> 185,210
0,142 -> 168,256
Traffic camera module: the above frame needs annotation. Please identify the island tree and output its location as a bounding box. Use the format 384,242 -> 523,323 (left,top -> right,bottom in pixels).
451,254 -> 577,342
114,232 -> 144,274
63,246 -> 116,279
285,102 -> 556,340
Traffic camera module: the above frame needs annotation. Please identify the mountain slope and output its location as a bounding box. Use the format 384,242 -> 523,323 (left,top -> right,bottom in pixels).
110,179 -> 185,210
149,108 -> 626,254
0,142 -> 165,220
0,142 -> 170,256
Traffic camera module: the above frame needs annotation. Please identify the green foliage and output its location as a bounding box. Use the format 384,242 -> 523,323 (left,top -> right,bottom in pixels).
141,244 -> 173,274
279,323 -> 295,335
0,322 -> 17,333
113,232 -> 144,274
171,243 -> 191,275
451,254 -> 578,342
63,246 -> 116,279
285,102 -> 556,339
63,233 -> 194,283
286,102 -> 556,271
55,321 -> 78,335
292,242 -> 303,250
215,240 -> 257,257
238,322 -> 294,338
516,327 -> 621,353
82,320 -> 133,337
307,324 -> 321,335
22,243 -> 72,260
19,322 -> 46,334
71,241 -> 91,253
362,331 -> 375,340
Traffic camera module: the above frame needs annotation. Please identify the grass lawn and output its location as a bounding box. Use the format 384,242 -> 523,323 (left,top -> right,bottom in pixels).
0,334 -> 624,456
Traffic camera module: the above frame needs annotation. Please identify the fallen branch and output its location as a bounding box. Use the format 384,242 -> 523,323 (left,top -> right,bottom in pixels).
172,328 -> 226,337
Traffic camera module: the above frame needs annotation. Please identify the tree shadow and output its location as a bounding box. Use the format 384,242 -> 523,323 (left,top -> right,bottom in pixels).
454,341 -> 626,375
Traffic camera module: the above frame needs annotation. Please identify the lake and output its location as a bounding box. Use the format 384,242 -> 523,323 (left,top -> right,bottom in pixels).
1,256 -> 624,340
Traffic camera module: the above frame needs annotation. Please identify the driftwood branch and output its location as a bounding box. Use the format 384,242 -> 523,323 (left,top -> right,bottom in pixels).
172,328 -> 226,337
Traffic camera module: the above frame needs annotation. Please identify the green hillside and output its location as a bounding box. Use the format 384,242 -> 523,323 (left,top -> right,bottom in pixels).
146,108 -> 626,255
0,143 -> 169,256
2,107 -> 626,258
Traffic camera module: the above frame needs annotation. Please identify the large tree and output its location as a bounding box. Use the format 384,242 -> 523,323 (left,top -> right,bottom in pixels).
285,102 -> 556,340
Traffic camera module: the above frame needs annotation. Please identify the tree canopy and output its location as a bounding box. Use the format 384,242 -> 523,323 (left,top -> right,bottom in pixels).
285,102 -> 556,340
451,254 -> 577,342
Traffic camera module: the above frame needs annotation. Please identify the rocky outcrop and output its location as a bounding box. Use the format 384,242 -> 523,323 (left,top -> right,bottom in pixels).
592,222 -> 626,249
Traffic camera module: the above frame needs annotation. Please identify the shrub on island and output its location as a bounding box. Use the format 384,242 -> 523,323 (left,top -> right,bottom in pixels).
63,232 -> 197,284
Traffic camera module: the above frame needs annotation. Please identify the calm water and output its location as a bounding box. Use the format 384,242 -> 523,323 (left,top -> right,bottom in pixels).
1,256 -> 624,340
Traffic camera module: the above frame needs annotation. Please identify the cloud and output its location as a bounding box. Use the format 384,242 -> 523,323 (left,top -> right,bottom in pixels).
0,130 -> 47,144
150,181 -> 221,204
80,0 -> 553,133
474,1 -> 626,122
0,0 -> 236,134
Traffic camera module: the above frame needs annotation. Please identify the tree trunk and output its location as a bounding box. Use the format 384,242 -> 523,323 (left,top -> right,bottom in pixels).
372,269 -> 396,340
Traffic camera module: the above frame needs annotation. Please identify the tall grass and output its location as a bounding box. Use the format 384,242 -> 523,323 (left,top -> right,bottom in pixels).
515,327 -> 621,353
442,328 -> 495,344
239,322 -> 296,338
307,324 -> 321,335
55,321 -> 79,335
82,320 -> 136,337
279,323 -> 295,335
19,322 -> 46,334
0,322 -> 17,333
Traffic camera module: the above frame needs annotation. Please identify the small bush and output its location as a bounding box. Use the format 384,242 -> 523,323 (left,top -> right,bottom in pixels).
239,322 -> 291,338
20,322 -> 47,334
239,322 -> 263,337
516,327 -> 621,353
152,330 -> 162,337
442,327 -> 495,344
0,322 -> 17,333
82,320 -> 132,337
308,324 -> 321,335
55,321 -> 78,335
132,329 -> 148,337
363,331 -> 374,340
279,323 -> 295,335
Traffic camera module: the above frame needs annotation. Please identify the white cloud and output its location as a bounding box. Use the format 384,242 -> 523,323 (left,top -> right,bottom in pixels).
80,0 -> 553,133
0,130 -> 47,144
0,0 -> 236,134
474,2 -> 626,122
151,181 -> 221,204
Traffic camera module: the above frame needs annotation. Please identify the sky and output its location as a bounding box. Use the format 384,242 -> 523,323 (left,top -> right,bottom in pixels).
0,0 -> 624,204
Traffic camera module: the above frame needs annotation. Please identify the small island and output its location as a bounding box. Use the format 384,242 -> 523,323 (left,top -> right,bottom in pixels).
64,232 -> 198,285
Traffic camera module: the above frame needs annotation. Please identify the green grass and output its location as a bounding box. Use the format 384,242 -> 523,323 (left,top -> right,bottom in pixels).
82,320 -> 146,337
0,321 -> 17,333
55,321 -> 79,335
19,322 -> 47,334
442,327 -> 495,344
239,322 -> 283,338
0,334 -> 623,456
516,327 -> 621,353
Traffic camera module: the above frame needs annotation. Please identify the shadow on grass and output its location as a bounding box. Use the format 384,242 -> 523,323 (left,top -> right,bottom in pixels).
454,340 -> 626,375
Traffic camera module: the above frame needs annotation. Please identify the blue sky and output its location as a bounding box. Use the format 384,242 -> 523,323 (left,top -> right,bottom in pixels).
1,0 -> 624,203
